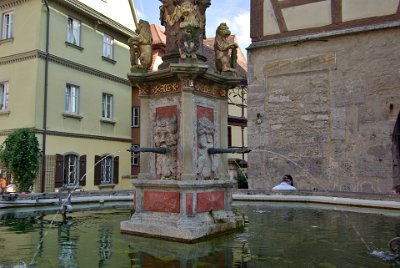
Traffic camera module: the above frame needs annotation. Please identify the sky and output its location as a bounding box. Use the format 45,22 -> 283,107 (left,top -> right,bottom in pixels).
134,0 -> 251,52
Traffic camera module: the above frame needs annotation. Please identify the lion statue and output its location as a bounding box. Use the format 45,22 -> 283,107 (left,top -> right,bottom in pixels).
128,19 -> 153,71
214,23 -> 238,73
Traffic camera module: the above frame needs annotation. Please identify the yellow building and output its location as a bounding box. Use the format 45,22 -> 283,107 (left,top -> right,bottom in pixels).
0,0 -> 135,192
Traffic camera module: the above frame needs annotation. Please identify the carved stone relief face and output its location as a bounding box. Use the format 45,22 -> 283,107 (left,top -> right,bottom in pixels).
154,115 -> 178,148
154,114 -> 178,180
198,117 -> 214,149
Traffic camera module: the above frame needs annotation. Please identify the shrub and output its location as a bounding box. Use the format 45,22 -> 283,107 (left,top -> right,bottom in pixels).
0,129 -> 41,192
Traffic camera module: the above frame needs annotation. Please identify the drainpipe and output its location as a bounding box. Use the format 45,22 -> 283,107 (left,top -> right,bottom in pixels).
41,0 -> 50,193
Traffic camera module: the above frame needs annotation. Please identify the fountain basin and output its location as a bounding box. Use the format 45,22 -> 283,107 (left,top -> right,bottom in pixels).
120,179 -> 244,242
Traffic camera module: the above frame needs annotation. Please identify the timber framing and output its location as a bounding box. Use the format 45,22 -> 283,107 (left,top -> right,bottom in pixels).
251,0 -> 400,42
278,0 -> 326,9
271,0 -> 287,33
250,0 -> 264,39
331,0 -> 342,25
0,50 -> 130,85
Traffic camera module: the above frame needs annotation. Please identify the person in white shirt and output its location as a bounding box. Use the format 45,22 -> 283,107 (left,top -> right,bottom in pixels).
272,174 -> 297,191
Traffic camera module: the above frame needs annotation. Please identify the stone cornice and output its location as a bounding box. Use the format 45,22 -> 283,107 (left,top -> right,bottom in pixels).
0,50 -> 38,66
0,128 -> 131,143
0,0 -> 31,10
0,50 -> 130,85
49,0 -> 135,38
128,64 -> 244,90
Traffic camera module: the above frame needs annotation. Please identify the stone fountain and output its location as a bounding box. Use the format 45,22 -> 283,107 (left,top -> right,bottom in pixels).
120,0 -> 245,242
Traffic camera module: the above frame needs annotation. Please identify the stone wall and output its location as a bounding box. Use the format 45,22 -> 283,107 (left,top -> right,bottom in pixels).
247,27 -> 400,193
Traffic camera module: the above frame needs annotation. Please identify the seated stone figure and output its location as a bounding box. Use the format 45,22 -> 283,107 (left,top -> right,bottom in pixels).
128,19 -> 153,71
214,22 -> 238,73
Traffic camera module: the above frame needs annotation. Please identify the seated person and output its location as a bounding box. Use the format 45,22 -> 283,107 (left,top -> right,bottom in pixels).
391,185 -> 400,194
272,174 -> 297,191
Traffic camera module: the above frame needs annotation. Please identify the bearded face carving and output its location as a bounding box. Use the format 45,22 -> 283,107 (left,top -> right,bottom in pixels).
154,115 -> 178,180
196,117 -> 218,180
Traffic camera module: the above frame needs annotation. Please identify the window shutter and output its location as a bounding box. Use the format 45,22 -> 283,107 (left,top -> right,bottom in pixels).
55,154 -> 64,188
113,156 -> 119,184
94,155 -> 101,186
79,155 -> 86,186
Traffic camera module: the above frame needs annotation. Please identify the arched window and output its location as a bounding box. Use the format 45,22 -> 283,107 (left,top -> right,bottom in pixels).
64,153 -> 79,186
55,153 -> 86,188
101,155 -> 113,184
94,154 -> 119,186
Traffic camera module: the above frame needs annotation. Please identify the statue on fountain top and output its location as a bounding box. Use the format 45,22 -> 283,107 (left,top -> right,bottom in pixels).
214,22 -> 238,74
128,19 -> 153,72
159,0 -> 211,62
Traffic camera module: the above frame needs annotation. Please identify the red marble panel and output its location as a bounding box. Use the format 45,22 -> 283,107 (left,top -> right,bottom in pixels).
186,193 -> 193,215
197,106 -> 214,122
196,191 -> 225,213
144,191 -> 180,213
156,105 -> 177,118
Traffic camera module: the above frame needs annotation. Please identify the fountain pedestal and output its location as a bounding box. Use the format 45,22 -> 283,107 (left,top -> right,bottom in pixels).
120,63 -> 244,241
120,180 -> 242,241
121,0 -> 244,241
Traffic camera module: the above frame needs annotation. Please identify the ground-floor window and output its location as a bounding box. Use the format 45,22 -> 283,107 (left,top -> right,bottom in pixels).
94,154 -> 119,186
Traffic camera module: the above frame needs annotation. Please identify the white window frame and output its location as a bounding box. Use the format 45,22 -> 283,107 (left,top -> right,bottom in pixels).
100,155 -> 113,184
102,93 -> 113,119
132,106 -> 140,127
102,34 -> 114,59
65,84 -> 80,114
0,81 -> 9,111
132,145 -> 140,166
64,154 -> 78,186
1,10 -> 14,40
67,17 -> 81,45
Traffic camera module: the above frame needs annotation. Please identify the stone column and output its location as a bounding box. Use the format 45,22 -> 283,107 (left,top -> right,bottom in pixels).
218,98 -> 229,180
181,81 -> 196,180
138,95 -> 151,180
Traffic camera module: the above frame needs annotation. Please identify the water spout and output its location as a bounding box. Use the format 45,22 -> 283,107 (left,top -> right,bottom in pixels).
128,146 -> 169,154
208,147 -> 251,154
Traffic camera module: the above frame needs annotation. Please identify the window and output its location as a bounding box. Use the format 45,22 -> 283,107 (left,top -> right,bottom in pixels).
0,82 -> 9,111
67,17 -> 81,45
132,145 -> 140,166
132,106 -> 140,127
1,11 -> 13,40
103,34 -> 114,59
64,154 -> 78,186
55,154 -> 86,188
102,93 -> 113,119
65,84 -> 79,114
94,155 -> 118,186
100,155 -> 113,184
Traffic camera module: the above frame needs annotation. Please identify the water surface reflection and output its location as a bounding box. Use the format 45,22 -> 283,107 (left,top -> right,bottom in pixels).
0,202 -> 399,267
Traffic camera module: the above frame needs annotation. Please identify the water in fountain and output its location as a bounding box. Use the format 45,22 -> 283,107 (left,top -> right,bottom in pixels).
28,147 -> 129,266
1,202 -> 399,267
246,147 -> 400,261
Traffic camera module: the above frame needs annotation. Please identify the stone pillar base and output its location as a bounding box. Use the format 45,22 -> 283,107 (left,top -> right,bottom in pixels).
120,179 -> 244,242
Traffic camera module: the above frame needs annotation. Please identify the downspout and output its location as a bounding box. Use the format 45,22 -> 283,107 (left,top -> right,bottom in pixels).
41,0 -> 50,193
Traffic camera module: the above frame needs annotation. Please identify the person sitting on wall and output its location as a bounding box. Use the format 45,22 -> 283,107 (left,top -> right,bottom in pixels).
391,185 -> 400,194
272,174 -> 297,191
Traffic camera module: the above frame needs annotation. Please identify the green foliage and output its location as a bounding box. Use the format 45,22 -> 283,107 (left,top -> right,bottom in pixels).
0,128 -> 41,192
237,171 -> 248,189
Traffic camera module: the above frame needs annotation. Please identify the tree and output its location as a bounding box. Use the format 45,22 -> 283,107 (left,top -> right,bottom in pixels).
0,128 -> 41,192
